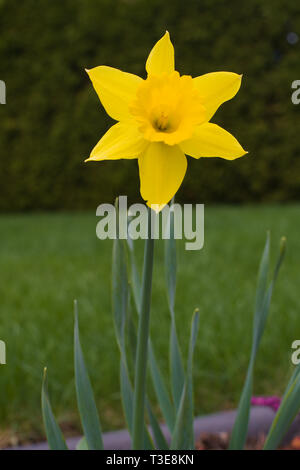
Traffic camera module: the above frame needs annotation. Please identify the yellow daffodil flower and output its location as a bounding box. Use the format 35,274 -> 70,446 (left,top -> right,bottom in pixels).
86,32 -> 247,209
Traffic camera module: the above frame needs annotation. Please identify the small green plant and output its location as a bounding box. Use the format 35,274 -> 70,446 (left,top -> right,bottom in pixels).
42,199 -> 300,450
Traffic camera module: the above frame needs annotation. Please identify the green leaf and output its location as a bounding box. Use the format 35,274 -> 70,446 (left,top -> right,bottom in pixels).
126,235 -> 142,313
165,199 -> 177,313
146,400 -> 169,450
41,367 -> 68,450
229,361 -> 254,450
171,310 -> 200,450
253,232 -> 270,333
112,225 -> 128,356
120,358 -> 154,450
126,225 -> 175,433
125,305 -> 170,449
169,323 -> 185,411
113,199 -> 132,430
264,372 -> 300,449
113,210 -> 154,450
148,343 -> 175,432
131,207 -> 155,450
164,199 -> 185,411
283,361 -> 300,395
74,301 -> 103,450
120,358 -> 134,432
76,437 -> 88,450
229,235 -> 286,450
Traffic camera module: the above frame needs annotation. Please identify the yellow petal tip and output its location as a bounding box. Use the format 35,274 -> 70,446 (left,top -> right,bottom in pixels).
147,202 -> 167,213
238,149 -> 248,159
146,31 -> 175,76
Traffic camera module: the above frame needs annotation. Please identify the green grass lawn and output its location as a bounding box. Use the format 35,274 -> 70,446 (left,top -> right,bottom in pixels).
0,205 -> 300,440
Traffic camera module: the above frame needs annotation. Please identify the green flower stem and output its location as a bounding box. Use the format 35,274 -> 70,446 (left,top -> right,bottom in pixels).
132,208 -> 155,449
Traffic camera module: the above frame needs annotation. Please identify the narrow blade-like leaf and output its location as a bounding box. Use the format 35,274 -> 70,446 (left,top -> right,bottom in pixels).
148,343 -> 175,432
41,368 -> 68,450
74,301 -> 103,450
264,374 -> 300,449
171,310 -> 200,450
170,323 -> 185,411
164,199 -> 185,411
113,209 -> 154,450
126,226 -> 175,433
76,437 -> 88,450
229,235 -> 286,449
146,401 -> 169,450
112,218 -> 128,355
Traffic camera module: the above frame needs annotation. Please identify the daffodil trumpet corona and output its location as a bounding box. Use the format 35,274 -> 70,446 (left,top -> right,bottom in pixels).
85,31 -> 247,209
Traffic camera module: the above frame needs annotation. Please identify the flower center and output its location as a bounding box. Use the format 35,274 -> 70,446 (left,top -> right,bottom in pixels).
153,112 -> 170,132
130,71 -> 206,145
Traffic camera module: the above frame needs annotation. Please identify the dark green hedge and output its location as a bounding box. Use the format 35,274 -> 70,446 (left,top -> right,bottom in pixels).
0,0 -> 300,210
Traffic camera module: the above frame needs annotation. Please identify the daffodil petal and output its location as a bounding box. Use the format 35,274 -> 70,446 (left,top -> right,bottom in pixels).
146,31 -> 175,76
180,123 -> 247,160
138,142 -> 187,207
193,72 -> 242,121
86,66 -> 143,121
86,122 -> 147,161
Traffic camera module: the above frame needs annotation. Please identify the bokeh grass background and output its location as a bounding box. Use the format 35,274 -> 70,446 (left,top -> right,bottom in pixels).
1,205 -> 299,436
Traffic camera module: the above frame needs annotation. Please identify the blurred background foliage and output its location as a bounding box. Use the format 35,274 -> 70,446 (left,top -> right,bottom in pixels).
0,0 -> 299,211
